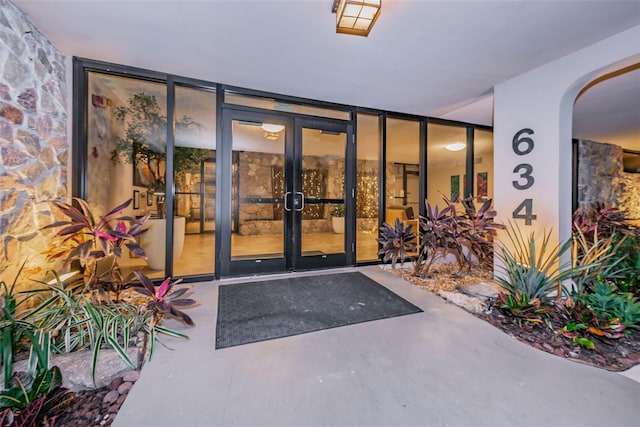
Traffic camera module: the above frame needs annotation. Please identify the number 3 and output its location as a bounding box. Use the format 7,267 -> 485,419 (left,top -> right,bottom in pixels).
512,163 -> 534,190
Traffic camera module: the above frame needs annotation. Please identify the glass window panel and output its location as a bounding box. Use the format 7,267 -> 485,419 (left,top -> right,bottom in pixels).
356,113 -> 380,262
230,120 -> 286,260
474,129 -> 493,202
224,92 -> 350,120
300,128 -> 347,256
427,123 -> 467,205
385,117 -> 420,230
173,85 -> 217,277
86,72 -> 168,279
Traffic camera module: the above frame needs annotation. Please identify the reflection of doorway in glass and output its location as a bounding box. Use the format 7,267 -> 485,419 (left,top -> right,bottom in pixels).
392,163 -> 419,214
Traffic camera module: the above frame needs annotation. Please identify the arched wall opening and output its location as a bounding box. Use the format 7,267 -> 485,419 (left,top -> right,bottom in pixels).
572,64 -> 640,225
493,25 -> 640,272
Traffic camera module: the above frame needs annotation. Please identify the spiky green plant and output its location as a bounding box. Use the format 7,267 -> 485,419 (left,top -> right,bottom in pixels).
495,222 -> 578,303
571,227 -> 629,292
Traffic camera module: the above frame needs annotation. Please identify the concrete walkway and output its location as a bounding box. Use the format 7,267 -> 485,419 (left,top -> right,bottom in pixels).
113,266 -> 640,427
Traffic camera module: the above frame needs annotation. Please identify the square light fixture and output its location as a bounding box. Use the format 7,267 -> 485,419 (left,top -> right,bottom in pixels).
332,0 -> 381,37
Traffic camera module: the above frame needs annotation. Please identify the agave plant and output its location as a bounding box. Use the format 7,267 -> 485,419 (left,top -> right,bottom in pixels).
495,222 -> 578,304
377,219 -> 417,269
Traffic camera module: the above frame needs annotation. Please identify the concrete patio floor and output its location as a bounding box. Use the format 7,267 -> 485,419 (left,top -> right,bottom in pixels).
113,266 -> 640,427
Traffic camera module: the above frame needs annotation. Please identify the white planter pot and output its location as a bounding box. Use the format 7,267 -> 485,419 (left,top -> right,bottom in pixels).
140,216 -> 186,270
331,216 -> 345,234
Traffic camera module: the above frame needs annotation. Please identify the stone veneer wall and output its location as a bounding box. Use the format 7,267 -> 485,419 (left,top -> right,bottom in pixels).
577,140 -> 622,209
618,170 -> 640,225
0,0 -> 68,283
578,139 -> 640,224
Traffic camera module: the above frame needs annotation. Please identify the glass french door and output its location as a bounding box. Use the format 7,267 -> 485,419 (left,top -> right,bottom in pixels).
220,109 -> 352,276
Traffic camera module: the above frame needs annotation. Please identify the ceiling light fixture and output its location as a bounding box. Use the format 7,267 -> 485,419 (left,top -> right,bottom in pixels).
261,123 -> 285,133
445,142 -> 466,152
264,132 -> 280,141
332,0 -> 381,37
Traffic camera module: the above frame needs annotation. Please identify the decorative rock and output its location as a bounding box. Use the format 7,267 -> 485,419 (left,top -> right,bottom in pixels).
1,143 -> 29,167
3,54 -> 29,87
102,390 -> 119,405
542,342 -> 554,352
17,88 -> 37,113
108,404 -> 120,413
0,83 -> 9,100
48,135 -> 66,150
457,281 -> 501,300
109,376 -> 123,390
553,348 -> 565,358
0,120 -> 12,141
2,348 -> 141,392
0,102 -> 24,124
117,381 -> 133,394
438,290 -> 486,313
37,47 -> 52,73
16,130 -> 41,155
36,115 -> 52,137
116,394 -> 127,405
122,370 -> 140,382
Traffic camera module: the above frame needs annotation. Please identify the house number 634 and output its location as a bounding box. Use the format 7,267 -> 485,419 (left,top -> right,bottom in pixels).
511,128 -> 537,225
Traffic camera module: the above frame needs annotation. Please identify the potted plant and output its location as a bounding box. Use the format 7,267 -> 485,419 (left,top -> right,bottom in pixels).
110,92 -> 207,217
330,204 -> 345,234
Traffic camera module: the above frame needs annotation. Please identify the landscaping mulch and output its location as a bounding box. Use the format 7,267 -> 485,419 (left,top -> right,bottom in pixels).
477,307 -> 640,372
390,264 -> 640,372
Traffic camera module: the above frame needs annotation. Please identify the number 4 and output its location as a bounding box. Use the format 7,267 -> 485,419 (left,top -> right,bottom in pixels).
512,199 -> 537,225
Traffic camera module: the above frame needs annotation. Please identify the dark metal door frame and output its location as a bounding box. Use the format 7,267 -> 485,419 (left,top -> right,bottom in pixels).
291,117 -> 353,271
219,110 -> 354,276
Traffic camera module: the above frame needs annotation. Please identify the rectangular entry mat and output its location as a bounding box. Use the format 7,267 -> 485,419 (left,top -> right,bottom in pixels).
215,271 -> 422,349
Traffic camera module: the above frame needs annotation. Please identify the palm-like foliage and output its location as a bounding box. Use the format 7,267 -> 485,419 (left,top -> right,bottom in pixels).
377,219 -> 417,269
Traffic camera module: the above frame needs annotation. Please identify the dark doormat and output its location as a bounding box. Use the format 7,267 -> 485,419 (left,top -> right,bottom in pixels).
215,271 -> 422,349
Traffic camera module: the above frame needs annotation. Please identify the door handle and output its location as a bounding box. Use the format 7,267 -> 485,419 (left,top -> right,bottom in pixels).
284,191 -> 292,211
295,192 -> 304,212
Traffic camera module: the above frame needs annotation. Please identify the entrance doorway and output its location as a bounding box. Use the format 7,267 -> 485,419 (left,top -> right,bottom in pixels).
220,110 -> 354,275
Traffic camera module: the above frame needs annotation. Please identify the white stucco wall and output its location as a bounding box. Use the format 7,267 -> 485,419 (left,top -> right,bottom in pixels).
493,25 -> 640,264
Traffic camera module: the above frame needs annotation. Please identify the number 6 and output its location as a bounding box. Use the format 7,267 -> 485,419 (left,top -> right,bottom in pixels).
512,128 -> 534,155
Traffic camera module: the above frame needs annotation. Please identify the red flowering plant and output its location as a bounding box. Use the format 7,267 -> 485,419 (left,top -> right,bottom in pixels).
43,197 -> 149,300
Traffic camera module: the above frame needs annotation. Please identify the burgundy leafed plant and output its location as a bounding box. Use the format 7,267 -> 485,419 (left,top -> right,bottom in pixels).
43,197 -> 149,297
133,271 -> 195,326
